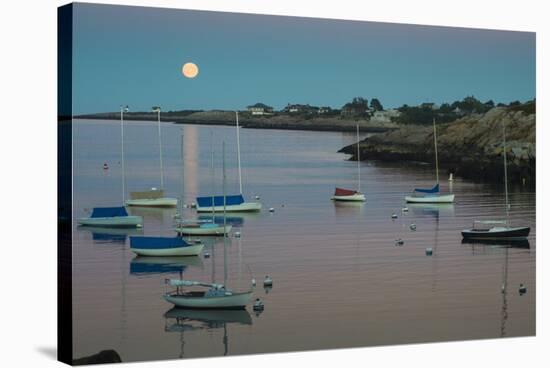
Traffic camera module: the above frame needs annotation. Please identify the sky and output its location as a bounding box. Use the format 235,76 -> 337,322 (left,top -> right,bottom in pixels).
72,3 -> 536,114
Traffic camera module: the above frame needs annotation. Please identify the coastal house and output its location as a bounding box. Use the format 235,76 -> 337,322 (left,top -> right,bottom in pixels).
318,106 -> 333,114
247,103 -> 274,116
372,109 -> 401,123
283,104 -> 319,114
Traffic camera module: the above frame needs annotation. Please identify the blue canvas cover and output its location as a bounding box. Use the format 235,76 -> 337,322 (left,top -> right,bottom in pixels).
130,236 -> 189,250
196,194 -> 245,208
90,206 -> 129,218
413,184 -> 440,194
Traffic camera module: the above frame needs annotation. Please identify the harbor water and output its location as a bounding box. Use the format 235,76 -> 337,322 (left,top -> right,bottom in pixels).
72,119 -> 536,362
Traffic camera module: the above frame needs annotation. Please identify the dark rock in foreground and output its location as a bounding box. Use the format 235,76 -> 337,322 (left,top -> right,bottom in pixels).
73,350 -> 122,365
340,107 -> 535,185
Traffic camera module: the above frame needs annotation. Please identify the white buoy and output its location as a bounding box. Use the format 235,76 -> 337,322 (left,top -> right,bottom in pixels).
425,247 -> 433,256
391,213 -> 398,219
204,252 -> 210,258
235,231 -> 241,238
410,223 -> 417,231
519,284 -> 527,295
269,207 -> 275,213
255,195 -> 260,200
263,275 -> 273,287
103,162 -> 109,170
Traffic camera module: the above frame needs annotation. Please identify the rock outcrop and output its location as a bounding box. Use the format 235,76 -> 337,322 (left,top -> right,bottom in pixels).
340,107 -> 535,185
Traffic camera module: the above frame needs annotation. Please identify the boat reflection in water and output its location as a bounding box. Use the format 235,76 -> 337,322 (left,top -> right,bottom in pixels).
332,200 -> 365,217
461,238 -> 530,250
78,226 -> 144,244
127,206 -> 177,223
164,307 -> 252,357
460,239 -> 526,338
130,256 -> 203,277
407,203 -> 455,218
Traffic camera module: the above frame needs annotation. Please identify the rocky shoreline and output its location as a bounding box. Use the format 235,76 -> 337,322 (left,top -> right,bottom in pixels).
76,110 -> 399,133
339,107 -> 535,185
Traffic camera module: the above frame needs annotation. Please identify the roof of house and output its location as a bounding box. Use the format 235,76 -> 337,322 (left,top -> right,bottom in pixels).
247,103 -> 273,109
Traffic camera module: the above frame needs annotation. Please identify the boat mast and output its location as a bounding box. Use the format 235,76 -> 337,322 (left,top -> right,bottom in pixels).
502,122 -> 510,223
156,107 -> 165,189
356,124 -> 361,193
222,141 -> 228,287
433,118 -> 439,184
211,130 -> 216,222
120,105 -> 127,203
236,111 -> 243,194
180,131 -> 184,218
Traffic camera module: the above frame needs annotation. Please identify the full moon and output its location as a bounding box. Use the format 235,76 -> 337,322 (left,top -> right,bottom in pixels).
182,62 -> 199,78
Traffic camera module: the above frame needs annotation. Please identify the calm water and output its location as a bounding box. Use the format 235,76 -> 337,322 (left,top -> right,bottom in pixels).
72,119 -> 536,362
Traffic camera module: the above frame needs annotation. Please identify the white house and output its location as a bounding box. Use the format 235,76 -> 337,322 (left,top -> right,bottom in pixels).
247,103 -> 274,115
372,109 -> 401,122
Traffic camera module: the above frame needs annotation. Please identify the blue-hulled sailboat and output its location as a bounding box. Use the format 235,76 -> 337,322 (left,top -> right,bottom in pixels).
196,112 -> 261,213
406,118 -> 455,203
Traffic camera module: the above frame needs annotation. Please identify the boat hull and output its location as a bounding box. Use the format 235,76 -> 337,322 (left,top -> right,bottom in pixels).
461,226 -> 530,241
125,197 -> 178,207
175,225 -> 232,236
78,215 -> 143,228
196,202 -> 262,213
405,194 -> 455,203
331,193 -> 366,202
164,291 -> 253,309
130,244 -> 204,257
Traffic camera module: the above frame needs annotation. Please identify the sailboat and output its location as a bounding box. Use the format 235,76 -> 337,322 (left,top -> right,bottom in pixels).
78,105 -> 143,228
332,124 -> 366,202
196,112 -> 262,213
129,236 -> 204,257
406,118 -> 455,203
164,142 -> 254,309
461,121 -> 530,241
126,106 -> 178,207
175,131 -> 232,235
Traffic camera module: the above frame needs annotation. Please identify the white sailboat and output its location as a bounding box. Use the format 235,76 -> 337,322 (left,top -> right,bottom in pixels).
461,121 -> 530,241
126,106 -> 178,207
196,112 -> 262,212
175,131 -> 232,235
78,105 -> 143,228
406,118 -> 455,203
332,124 -> 366,202
165,142 -> 254,309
